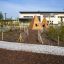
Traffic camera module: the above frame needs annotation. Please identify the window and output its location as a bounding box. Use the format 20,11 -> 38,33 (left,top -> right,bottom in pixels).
24,16 -> 33,18
50,21 -> 51,22
52,21 -> 53,22
47,21 -> 49,23
50,16 -> 55,17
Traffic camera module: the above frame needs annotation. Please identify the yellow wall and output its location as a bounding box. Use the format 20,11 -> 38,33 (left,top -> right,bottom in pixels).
29,16 -> 42,30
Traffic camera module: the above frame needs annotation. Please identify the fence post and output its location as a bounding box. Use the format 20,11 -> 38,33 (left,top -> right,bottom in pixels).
38,30 -> 43,44
58,35 -> 59,46
2,31 -> 3,40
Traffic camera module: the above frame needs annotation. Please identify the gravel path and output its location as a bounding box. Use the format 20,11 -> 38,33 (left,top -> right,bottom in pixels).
0,41 -> 64,56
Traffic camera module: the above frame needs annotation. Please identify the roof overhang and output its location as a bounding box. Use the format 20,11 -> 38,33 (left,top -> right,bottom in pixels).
19,11 -> 64,14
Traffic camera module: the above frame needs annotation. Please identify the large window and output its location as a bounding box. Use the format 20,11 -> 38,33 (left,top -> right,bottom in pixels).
24,16 -> 33,19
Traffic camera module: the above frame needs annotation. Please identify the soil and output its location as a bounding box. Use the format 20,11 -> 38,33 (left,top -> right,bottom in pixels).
24,29 -> 41,44
0,29 -> 25,43
0,29 -> 40,44
0,48 -> 64,64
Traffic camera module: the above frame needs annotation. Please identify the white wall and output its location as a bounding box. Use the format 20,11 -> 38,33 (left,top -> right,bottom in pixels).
19,13 -> 41,18
19,13 -> 64,24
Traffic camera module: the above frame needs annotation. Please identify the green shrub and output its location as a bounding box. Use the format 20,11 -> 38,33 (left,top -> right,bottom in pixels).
47,26 -> 64,42
59,26 -> 64,41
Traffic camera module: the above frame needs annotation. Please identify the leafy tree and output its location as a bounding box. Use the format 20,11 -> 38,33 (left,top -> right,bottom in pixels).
0,12 -> 3,20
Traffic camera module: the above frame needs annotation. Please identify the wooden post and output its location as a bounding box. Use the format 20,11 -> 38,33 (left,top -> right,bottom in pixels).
38,30 -> 43,44
19,22 -> 22,42
1,20 -> 4,41
2,32 -> 3,40
58,35 -> 59,46
19,33 -> 22,42
18,22 -> 23,42
49,15 -> 50,24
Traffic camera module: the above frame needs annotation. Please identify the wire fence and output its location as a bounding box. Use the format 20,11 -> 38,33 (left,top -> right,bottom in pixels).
0,21 -> 64,47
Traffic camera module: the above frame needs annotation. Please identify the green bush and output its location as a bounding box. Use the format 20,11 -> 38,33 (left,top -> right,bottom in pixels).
47,26 -> 57,40
47,26 -> 64,42
59,26 -> 64,41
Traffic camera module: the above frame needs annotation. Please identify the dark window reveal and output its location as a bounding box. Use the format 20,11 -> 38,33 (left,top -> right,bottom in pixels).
42,24 -> 45,27
35,24 -> 38,26
47,24 -> 48,25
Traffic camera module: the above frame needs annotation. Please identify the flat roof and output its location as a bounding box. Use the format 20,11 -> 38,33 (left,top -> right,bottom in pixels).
20,11 -> 64,14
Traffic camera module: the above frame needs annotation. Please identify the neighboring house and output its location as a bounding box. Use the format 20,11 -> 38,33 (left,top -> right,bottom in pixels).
19,11 -> 64,27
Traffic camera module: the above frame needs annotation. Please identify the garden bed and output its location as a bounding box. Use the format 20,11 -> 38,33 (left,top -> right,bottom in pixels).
0,29 -> 64,46
0,48 -> 64,64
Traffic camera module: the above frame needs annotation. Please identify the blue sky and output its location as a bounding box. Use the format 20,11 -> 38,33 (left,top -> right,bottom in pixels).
0,0 -> 64,19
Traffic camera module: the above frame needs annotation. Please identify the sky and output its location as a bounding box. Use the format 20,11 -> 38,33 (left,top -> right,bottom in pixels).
0,0 -> 64,19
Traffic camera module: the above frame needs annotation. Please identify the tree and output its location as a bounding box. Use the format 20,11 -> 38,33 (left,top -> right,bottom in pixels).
0,12 -> 3,20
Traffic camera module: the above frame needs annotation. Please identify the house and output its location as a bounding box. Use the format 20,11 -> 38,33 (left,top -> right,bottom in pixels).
19,11 -> 64,27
